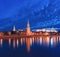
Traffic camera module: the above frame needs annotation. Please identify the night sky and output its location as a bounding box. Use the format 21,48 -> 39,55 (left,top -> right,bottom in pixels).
0,0 -> 60,31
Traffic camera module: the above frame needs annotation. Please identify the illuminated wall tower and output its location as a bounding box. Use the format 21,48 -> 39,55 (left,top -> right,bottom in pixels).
13,26 -> 16,31
26,20 -> 31,36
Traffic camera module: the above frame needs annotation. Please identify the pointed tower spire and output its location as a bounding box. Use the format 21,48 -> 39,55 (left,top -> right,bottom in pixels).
13,25 -> 16,31
26,20 -> 31,36
27,20 -> 30,27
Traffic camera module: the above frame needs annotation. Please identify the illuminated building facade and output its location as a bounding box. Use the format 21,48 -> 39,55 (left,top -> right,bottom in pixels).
26,20 -> 31,36
0,20 -> 58,37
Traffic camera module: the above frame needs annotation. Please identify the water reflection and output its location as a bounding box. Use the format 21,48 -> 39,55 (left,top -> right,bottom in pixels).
9,38 -> 11,46
0,36 -> 60,52
0,39 -> 3,46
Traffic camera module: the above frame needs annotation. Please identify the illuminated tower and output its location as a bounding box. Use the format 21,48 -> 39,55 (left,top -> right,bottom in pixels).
26,20 -> 31,36
13,26 -> 16,31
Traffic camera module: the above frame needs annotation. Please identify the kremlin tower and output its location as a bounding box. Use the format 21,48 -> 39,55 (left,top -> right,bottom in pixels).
26,20 -> 31,36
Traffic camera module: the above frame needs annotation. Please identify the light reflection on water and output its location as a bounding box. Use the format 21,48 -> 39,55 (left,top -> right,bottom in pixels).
0,36 -> 60,52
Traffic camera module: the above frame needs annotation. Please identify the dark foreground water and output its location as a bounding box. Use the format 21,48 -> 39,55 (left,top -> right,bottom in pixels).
0,36 -> 60,57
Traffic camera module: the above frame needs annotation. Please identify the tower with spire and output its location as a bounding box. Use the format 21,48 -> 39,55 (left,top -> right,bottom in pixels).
26,20 -> 31,36
13,26 -> 16,31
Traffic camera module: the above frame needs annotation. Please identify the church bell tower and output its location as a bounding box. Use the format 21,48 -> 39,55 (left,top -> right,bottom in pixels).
26,20 -> 31,36
13,25 -> 16,31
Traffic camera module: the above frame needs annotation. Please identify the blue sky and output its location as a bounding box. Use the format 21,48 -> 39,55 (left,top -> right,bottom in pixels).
0,0 -> 60,31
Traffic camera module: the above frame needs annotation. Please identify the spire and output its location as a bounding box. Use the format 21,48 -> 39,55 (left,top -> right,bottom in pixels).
26,20 -> 31,35
27,20 -> 30,27
13,25 -> 16,31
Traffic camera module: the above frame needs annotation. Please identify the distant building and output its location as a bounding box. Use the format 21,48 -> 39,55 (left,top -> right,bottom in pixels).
0,32 -> 4,36
8,32 -> 11,35
11,26 -> 17,35
13,26 -> 16,31
35,28 -> 58,33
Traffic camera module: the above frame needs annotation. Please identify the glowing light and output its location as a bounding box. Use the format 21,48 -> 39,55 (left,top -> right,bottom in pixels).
13,40 -> 15,48
39,37 -> 43,45
20,38 -> 23,45
13,26 -> 16,31
50,38 -> 53,46
44,32 -> 49,35
46,37 -> 50,45
30,38 -> 33,46
32,37 -> 34,44
17,39 -> 19,47
9,38 -> 11,45
1,39 -> 3,46
26,38 -> 30,52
